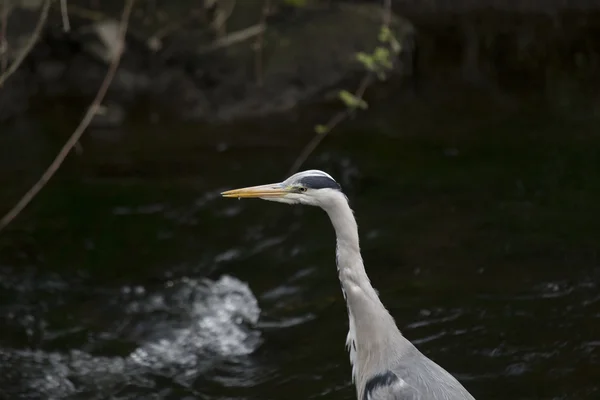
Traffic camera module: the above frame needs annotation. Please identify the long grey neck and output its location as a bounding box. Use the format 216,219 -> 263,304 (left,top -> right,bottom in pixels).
324,195 -> 403,350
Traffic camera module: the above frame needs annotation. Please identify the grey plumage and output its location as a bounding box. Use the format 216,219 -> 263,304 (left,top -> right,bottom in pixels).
363,345 -> 474,399
222,170 -> 476,400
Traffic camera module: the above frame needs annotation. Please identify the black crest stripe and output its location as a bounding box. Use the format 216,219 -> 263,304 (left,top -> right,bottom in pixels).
298,176 -> 341,190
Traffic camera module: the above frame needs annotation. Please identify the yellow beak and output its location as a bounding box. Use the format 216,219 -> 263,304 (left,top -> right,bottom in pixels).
221,183 -> 288,199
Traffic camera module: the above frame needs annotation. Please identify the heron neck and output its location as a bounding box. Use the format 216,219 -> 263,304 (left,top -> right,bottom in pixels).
324,196 -> 402,345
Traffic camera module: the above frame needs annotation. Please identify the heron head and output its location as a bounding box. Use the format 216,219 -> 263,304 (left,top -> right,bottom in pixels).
221,170 -> 344,208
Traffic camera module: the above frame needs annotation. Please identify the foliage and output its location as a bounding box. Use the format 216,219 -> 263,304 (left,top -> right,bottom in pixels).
338,90 -> 368,110
0,0 -> 407,228
355,26 -> 403,80
312,25 -> 403,136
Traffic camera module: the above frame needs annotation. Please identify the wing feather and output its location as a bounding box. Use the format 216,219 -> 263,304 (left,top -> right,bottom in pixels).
363,356 -> 475,400
363,370 -> 419,400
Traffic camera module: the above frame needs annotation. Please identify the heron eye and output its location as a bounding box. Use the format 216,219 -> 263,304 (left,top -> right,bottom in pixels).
299,187 -> 308,193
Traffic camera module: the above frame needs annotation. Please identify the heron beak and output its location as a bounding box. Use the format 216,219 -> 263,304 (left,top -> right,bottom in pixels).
221,183 -> 289,199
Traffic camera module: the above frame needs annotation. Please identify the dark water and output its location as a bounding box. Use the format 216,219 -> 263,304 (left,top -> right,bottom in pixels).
1,89 -> 599,399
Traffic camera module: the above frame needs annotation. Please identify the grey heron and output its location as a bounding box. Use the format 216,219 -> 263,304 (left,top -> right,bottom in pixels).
222,169 -> 476,400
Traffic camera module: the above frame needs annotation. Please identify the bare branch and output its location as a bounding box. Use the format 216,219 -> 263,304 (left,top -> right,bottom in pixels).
211,0 -> 236,38
287,76 -> 373,176
0,0 -> 50,88
0,0 -> 136,233
287,0 -> 394,175
197,23 -> 265,55
382,0 -> 391,27
60,0 -> 71,32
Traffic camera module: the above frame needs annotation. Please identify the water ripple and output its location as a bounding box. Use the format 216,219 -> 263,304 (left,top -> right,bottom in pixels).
0,275 -> 261,400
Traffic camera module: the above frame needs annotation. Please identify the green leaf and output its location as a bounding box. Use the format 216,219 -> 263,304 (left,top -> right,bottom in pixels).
373,46 -> 393,69
314,124 -> 329,135
390,38 -> 402,54
356,52 -> 376,71
378,26 -> 402,54
338,90 -> 368,110
378,26 -> 392,43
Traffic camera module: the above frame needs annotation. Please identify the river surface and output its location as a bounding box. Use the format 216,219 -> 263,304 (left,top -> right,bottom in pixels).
0,88 -> 599,399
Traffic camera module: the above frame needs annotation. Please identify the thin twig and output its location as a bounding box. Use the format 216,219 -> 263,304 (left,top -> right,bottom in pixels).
211,0 -> 235,38
1,0 -> 8,74
0,0 -> 50,88
0,0 -> 136,233
382,0 -> 391,27
62,4 -> 146,45
196,23 -> 265,55
287,0 -> 394,175
60,0 -> 71,32
287,76 -> 372,176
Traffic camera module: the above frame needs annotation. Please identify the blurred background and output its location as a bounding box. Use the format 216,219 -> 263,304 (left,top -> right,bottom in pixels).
1,0 -> 599,399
